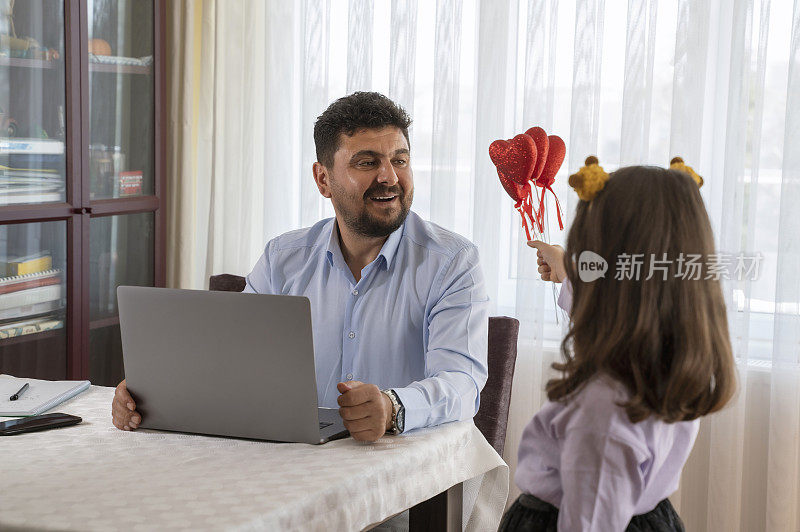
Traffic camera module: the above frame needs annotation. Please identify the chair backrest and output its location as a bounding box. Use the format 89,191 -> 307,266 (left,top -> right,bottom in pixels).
209,273 -> 246,292
208,274 -> 519,455
474,316 -> 519,455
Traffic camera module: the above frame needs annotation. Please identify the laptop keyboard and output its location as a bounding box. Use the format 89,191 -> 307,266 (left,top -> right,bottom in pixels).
319,421 -> 332,429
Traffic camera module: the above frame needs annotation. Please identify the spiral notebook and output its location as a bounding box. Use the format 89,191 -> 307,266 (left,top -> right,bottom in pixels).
0,374 -> 90,417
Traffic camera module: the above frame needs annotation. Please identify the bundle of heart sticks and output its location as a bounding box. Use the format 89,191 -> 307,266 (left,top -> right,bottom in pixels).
489,127 -> 565,241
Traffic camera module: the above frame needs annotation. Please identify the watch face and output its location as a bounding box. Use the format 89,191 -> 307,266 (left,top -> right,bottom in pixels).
396,408 -> 405,433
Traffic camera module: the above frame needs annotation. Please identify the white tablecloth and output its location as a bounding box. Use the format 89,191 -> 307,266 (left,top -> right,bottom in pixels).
0,386 -> 509,531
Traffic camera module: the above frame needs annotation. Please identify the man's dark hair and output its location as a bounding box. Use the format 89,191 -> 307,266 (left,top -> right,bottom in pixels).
313,92 -> 412,167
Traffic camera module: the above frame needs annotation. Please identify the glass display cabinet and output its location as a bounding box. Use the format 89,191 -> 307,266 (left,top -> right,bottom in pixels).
0,0 -> 165,385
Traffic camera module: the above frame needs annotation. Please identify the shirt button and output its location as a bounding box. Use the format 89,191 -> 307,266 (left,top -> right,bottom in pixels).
352,289 -> 359,296
348,331 -> 356,339
346,373 -> 354,380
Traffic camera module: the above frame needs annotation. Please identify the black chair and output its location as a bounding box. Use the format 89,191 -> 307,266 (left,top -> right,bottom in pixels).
475,316 -> 519,455
209,273 -> 246,293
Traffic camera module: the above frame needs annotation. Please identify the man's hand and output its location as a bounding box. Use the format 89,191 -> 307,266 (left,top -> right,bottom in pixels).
337,381 -> 393,443
527,240 -> 567,283
111,379 -> 142,431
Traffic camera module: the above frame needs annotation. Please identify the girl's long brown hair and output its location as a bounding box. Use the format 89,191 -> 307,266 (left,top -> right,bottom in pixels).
548,166 -> 736,423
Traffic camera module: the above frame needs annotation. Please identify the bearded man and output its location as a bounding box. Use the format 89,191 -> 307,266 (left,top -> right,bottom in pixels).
112,92 -> 489,443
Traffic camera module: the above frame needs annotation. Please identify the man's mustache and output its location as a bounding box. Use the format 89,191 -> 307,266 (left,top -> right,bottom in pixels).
364,186 -> 404,199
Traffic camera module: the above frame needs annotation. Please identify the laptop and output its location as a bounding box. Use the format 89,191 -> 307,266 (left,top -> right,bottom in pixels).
117,286 -> 348,444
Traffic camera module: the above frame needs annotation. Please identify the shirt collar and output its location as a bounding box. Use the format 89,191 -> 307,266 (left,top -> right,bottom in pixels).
378,220 -> 405,270
325,217 -> 406,271
325,221 -> 347,270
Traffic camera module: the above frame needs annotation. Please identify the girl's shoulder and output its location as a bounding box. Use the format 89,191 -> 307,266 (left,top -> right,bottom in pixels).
560,373 -> 630,410
545,374 -> 698,448
548,374 -> 644,441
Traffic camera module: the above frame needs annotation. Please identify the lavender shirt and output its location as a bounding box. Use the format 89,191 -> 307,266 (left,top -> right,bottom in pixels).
515,281 -> 699,530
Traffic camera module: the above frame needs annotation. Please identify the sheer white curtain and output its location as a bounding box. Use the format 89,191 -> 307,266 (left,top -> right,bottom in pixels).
168,0 -> 800,529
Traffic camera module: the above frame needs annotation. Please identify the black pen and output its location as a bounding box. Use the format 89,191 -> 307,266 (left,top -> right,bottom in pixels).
9,383 -> 29,401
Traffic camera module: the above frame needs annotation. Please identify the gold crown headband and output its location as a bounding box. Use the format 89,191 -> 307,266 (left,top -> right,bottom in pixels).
568,156 -> 703,201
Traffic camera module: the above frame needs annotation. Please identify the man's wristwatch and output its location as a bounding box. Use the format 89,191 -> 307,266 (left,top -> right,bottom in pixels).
381,389 -> 405,435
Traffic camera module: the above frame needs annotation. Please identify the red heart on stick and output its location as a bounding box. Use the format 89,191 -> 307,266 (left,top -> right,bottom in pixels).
537,135 -> 565,187
497,170 -> 529,206
489,134 -> 537,186
525,127 -> 549,182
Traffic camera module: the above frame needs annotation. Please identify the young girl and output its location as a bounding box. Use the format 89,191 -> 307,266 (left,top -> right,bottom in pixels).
500,159 -> 735,531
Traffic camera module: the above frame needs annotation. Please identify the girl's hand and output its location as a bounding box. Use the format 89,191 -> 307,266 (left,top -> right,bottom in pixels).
527,240 -> 567,283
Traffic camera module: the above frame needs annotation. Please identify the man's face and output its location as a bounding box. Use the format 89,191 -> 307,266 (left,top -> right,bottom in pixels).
315,126 -> 414,238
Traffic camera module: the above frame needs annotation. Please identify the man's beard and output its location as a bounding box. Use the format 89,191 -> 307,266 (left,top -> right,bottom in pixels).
337,184 -> 413,238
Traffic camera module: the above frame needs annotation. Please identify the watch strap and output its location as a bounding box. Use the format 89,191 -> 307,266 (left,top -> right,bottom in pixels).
381,389 -> 404,435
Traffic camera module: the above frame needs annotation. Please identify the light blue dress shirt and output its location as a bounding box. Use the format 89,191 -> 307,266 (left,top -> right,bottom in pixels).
243,211 -> 489,432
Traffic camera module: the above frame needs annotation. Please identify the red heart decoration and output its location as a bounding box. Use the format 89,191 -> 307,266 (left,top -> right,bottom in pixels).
491,126 -> 566,237
497,169 -> 529,205
525,127 -> 549,182
536,135 -> 565,187
489,134 -> 537,186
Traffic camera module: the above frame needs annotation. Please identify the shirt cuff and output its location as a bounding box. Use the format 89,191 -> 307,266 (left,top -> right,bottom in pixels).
558,279 -> 573,313
390,386 -> 428,433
